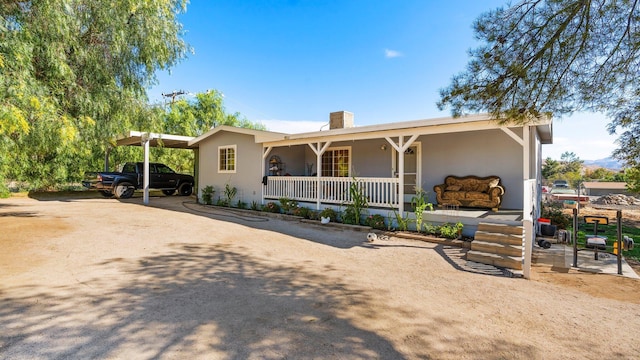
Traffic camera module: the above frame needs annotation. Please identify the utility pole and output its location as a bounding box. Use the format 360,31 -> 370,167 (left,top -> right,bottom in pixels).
161,90 -> 186,105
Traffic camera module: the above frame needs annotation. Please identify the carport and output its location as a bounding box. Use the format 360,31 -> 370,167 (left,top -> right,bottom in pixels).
110,131 -> 197,205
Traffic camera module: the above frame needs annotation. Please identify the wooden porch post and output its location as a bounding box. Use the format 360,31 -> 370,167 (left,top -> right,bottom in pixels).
385,134 -> 419,215
261,146 -> 272,205
308,142 -> 331,210
523,126 -> 532,279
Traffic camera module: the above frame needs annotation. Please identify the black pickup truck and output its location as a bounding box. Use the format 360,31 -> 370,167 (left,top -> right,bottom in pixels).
83,162 -> 194,199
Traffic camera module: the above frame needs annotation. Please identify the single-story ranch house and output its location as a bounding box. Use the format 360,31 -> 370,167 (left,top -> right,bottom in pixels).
188,111 -> 551,219
119,111 -> 552,275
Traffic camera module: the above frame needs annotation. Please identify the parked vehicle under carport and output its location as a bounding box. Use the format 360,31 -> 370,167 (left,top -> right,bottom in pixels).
83,162 -> 194,199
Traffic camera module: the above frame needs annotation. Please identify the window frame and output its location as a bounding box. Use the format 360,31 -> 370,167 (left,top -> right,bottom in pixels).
321,146 -> 351,177
218,145 -> 237,173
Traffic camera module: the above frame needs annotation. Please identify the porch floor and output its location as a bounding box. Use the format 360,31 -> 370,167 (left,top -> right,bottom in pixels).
418,206 -> 523,237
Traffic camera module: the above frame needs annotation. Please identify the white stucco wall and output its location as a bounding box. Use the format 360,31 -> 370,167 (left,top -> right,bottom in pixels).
421,128 -> 524,209
197,131 -> 264,205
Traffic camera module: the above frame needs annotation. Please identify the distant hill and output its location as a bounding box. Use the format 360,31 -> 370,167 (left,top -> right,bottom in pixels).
583,157 -> 623,170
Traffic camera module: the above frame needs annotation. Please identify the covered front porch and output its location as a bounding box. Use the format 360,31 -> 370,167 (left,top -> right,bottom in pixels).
263,175 -> 400,208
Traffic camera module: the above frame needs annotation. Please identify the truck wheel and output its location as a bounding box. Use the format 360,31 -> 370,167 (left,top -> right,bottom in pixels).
114,182 -> 134,199
162,190 -> 176,196
178,183 -> 193,196
100,190 -> 114,198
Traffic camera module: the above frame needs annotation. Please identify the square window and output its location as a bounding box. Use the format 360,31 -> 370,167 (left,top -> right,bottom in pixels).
218,145 -> 237,173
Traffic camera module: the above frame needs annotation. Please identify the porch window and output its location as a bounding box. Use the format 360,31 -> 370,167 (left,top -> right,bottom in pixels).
218,145 -> 236,173
321,147 -> 350,177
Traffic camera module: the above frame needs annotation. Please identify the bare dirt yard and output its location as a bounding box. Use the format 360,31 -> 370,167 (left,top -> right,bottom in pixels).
1,194 -> 639,359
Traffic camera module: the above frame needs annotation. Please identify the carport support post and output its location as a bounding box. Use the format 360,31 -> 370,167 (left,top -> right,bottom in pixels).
142,133 -> 150,205
572,208 -> 578,267
617,210 -> 622,275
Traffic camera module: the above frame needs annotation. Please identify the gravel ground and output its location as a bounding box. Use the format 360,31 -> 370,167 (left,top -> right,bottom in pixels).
1,194 -> 639,359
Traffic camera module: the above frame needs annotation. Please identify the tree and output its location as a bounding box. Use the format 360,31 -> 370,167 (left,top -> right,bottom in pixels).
542,157 -> 561,180
560,151 -> 583,174
147,90 -> 266,174
0,0 -> 190,188
584,167 -> 616,181
438,1 -> 640,166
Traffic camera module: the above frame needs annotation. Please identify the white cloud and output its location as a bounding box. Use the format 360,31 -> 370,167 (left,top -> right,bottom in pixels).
384,49 -> 403,58
260,119 -> 327,134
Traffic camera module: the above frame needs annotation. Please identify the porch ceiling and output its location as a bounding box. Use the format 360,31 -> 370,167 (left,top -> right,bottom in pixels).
263,118 -> 507,147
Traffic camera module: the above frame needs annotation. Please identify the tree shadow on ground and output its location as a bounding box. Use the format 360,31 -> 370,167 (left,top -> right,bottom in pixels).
1,243 -> 406,358
148,198 -> 376,249
0,242 -> 537,359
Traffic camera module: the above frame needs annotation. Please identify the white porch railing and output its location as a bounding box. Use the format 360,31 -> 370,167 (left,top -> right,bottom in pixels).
264,176 -> 400,208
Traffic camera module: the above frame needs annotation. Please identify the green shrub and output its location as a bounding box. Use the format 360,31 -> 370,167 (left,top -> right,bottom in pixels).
216,198 -> 227,206
223,183 -> 237,207
307,210 -> 320,220
319,208 -> 338,221
390,209 -> 413,231
424,223 -> 438,235
278,197 -> 299,214
439,222 -> 463,239
343,177 -> 368,225
341,207 -> 358,225
365,214 -> 386,230
262,202 -> 281,213
201,185 -> 215,205
292,206 -> 311,218
250,201 -> 261,211
411,187 -> 433,232
236,200 -> 247,209
0,179 -> 9,199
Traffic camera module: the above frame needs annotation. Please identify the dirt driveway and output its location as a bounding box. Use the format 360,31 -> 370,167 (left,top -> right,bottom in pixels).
1,194 -> 639,359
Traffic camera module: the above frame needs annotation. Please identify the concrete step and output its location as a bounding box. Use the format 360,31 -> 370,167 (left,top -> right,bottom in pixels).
474,230 -> 523,246
477,222 -> 523,236
467,250 -> 523,270
471,240 -> 522,257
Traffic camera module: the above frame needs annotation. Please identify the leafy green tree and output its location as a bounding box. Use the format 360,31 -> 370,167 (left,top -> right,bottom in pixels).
149,90 -> 266,174
0,0 -> 190,188
542,157 -> 561,180
438,1 -> 640,166
623,167 -> 640,194
560,152 -> 583,174
584,167 -> 616,182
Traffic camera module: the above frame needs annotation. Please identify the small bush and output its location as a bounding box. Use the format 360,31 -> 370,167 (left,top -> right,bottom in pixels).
0,180 -> 10,199
319,208 -> 338,221
236,200 -> 247,209
307,210 -> 320,220
292,206 -> 311,218
341,207 -> 359,225
439,222 -> 464,239
262,202 -> 281,213
278,197 -> 299,214
201,185 -> 215,205
250,201 -> 261,211
365,214 -> 386,230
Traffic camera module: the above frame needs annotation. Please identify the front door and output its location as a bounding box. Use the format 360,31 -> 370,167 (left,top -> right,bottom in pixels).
393,142 -> 421,204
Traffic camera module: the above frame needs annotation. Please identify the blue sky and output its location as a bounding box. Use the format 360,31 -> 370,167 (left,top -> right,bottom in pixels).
148,0 -> 618,161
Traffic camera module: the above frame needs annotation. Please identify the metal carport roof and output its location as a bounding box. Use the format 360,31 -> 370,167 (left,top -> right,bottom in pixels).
114,131 -> 196,205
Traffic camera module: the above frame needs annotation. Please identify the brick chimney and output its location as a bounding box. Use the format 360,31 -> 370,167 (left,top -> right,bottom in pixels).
329,111 -> 354,130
